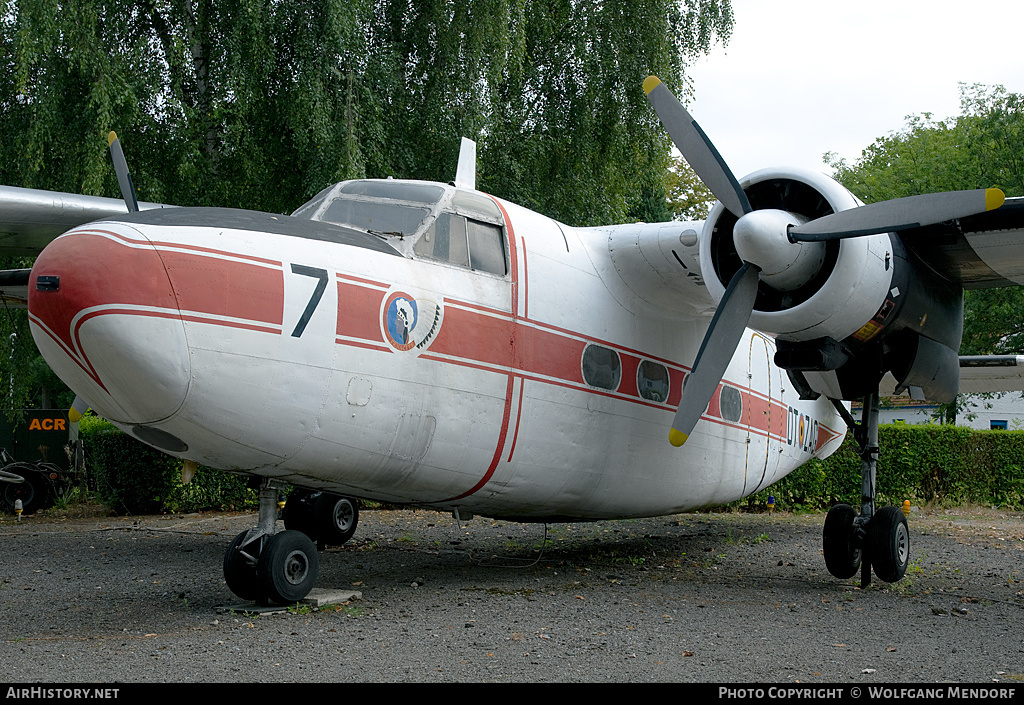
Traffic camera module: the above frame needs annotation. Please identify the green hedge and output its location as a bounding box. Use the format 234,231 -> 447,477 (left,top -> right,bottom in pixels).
78,417 -> 1024,515
742,424 -> 1024,511
80,416 -> 257,515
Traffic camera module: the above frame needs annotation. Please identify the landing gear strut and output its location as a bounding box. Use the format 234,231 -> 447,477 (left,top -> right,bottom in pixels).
824,390 -> 909,586
223,480 -> 320,604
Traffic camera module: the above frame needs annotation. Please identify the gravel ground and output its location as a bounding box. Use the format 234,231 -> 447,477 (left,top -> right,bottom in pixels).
1,502 -> 1023,683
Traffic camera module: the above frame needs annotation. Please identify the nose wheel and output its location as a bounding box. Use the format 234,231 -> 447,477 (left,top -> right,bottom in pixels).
283,489 -> 359,548
823,391 -> 909,586
223,481 -> 321,605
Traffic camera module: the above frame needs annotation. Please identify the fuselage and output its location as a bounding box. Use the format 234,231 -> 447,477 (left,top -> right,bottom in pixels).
26,180 -> 845,520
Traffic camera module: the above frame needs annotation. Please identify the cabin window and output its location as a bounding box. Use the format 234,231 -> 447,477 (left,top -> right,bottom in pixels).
582,344 -> 622,391
637,360 -> 670,403
720,385 -> 743,423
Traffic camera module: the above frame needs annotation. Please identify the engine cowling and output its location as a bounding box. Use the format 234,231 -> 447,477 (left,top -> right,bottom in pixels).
699,168 -> 963,403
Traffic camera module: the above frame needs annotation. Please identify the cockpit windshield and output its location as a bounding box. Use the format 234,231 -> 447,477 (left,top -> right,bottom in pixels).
291,179 -> 507,276
292,180 -> 445,238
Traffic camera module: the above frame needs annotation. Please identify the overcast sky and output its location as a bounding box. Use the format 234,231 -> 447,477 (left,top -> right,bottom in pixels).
684,0 -> 1024,179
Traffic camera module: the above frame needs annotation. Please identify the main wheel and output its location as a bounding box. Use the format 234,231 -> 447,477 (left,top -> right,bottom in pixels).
223,530 -> 263,601
314,494 -> 358,546
282,489 -> 318,539
823,503 -> 862,579
869,506 -> 910,583
258,530 -> 319,604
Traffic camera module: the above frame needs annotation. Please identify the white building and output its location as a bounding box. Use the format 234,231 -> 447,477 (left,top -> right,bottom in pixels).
874,393 -> 1024,430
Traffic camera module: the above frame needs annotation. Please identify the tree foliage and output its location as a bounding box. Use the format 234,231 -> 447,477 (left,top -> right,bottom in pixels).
0,0 -> 734,221
0,0 -> 734,409
665,153 -> 715,220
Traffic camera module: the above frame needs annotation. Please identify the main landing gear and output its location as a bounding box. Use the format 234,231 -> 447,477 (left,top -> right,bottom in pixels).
823,391 -> 910,587
223,481 -> 359,604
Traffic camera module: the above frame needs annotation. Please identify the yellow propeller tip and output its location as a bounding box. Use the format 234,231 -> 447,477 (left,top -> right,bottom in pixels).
107,131 -> 117,146
68,408 -> 82,424
986,188 -> 1005,211
643,75 -> 662,95
669,428 -> 688,447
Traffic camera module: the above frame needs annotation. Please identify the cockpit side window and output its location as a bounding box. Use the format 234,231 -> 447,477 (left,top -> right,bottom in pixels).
414,213 -> 505,275
468,220 -> 506,275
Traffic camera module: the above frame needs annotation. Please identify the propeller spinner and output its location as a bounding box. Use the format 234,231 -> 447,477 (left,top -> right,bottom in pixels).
643,75 -> 1005,446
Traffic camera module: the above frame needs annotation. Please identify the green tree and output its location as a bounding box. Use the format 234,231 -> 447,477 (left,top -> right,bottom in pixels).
665,153 -> 715,220
482,0 -> 733,226
0,0 -> 735,412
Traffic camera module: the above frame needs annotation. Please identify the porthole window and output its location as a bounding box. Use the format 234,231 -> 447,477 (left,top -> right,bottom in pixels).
720,385 -> 743,422
582,344 -> 621,391
637,360 -> 670,403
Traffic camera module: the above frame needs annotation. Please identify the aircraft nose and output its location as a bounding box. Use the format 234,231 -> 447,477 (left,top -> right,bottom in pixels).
27,226 -> 190,425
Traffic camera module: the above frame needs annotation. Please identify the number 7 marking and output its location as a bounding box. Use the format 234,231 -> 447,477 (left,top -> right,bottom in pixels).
289,264 -> 329,337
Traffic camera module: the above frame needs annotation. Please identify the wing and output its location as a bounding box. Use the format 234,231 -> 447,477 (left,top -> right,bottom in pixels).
0,268 -> 31,307
897,198 -> 1024,394
958,355 -> 1024,393
0,185 -> 172,308
0,185 -> 171,257
905,196 -> 1024,288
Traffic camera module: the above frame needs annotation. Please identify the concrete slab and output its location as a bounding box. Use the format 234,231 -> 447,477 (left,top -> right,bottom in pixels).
215,588 -> 362,614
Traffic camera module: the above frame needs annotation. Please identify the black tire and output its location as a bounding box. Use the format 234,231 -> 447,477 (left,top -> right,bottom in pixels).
2,465 -> 48,515
258,530 -> 319,604
282,489 -> 317,539
869,506 -> 910,583
823,503 -> 862,579
314,494 -> 358,546
223,530 -> 263,602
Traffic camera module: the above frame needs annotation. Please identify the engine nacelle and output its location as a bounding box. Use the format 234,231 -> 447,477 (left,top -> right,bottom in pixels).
699,168 -> 964,402
700,168 -> 893,342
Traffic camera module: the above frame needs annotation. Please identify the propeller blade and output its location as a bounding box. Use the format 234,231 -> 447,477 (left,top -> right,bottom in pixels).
643,75 -> 752,218
68,396 -> 89,424
789,188 -> 1005,242
670,261 -> 761,446
107,131 -> 140,213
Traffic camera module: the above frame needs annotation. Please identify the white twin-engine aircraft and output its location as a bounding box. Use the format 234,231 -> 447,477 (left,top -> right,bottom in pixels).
3,76 -> 1024,604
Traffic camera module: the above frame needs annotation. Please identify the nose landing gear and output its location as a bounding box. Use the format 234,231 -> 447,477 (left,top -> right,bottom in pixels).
282,489 -> 359,549
222,480 -> 329,605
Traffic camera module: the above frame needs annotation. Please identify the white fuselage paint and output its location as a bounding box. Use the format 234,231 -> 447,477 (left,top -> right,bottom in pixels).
27,186 -> 846,521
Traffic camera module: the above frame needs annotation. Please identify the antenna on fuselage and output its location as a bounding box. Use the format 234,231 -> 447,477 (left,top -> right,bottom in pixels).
454,137 -> 477,190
